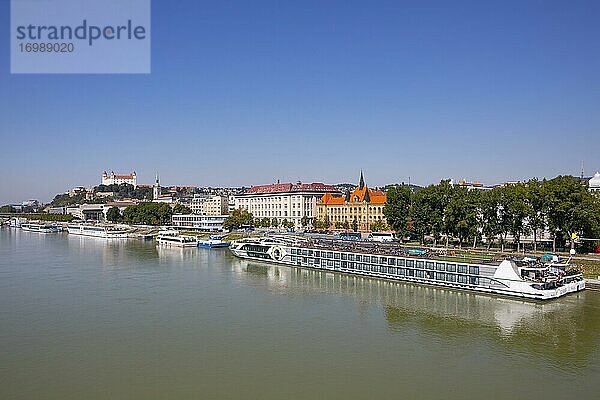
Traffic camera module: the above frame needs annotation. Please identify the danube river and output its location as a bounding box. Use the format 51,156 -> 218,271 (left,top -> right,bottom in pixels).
1,229 -> 599,399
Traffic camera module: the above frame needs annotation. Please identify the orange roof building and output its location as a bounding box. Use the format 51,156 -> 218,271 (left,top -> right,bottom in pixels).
317,171 -> 388,232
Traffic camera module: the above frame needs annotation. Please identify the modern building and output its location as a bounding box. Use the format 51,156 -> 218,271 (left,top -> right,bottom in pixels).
190,195 -> 229,215
228,195 -> 237,214
21,199 -> 40,208
171,214 -> 227,231
47,206 -> 67,214
66,204 -> 106,221
65,201 -> 138,221
102,170 -> 137,188
589,172 -> 600,193
234,181 -> 339,228
316,172 -> 387,232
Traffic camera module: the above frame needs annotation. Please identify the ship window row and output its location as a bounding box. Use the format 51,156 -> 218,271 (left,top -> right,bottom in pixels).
342,264 -> 481,284
293,249 -> 480,275
244,245 -> 269,253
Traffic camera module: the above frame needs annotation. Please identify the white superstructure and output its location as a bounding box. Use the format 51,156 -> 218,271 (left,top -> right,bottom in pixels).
156,231 -> 198,247
67,224 -> 128,238
21,223 -> 60,234
230,237 -> 585,300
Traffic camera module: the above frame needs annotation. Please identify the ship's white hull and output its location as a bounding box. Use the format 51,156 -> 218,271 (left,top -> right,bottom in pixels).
67,226 -> 128,239
22,224 -> 60,234
156,238 -> 198,247
230,245 -> 585,301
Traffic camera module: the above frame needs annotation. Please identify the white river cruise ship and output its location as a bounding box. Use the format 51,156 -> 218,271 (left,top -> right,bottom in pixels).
230,237 -> 585,300
67,224 -> 128,239
21,222 -> 60,234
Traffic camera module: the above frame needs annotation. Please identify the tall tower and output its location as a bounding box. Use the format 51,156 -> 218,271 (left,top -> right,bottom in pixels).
359,170 -> 365,190
153,173 -> 160,200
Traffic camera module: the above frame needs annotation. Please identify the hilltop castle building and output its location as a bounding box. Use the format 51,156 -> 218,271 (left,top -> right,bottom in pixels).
101,170 -> 137,188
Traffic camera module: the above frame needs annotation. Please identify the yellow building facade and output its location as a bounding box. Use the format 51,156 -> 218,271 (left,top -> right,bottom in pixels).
316,172 -> 387,232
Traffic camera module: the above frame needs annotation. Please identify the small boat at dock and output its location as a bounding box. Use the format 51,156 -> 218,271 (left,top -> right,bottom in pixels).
156,230 -> 198,248
21,222 -> 60,234
67,224 -> 128,239
198,235 -> 229,248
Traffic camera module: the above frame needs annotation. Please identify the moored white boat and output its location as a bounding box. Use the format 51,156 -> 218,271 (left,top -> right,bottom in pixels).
230,237 -> 585,300
198,235 -> 229,248
67,224 -> 128,239
21,222 -> 60,234
156,230 -> 198,247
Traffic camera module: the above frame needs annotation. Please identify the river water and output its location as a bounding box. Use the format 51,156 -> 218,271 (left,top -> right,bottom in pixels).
1,228 -> 599,399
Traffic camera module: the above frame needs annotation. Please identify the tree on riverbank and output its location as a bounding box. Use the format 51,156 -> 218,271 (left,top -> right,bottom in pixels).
172,204 -> 192,215
122,203 -> 173,225
383,185 -> 412,241
0,205 -> 16,213
384,175 -> 600,252
223,208 -> 254,231
106,207 -> 122,222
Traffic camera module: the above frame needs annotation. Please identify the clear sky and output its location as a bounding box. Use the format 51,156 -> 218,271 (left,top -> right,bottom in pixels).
1,0 -> 599,204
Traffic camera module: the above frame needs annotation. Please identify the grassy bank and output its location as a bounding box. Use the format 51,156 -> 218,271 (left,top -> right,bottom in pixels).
576,259 -> 600,279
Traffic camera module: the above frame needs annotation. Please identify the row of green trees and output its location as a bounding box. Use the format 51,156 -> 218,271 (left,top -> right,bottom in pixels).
223,209 -> 301,231
312,216 -> 388,232
223,210 -> 316,231
0,205 -> 17,213
384,176 -> 600,252
94,184 -> 152,200
254,217 -> 295,229
106,203 -> 191,225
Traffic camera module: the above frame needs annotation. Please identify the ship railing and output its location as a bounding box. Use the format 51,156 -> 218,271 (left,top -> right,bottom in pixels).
291,239 -> 500,265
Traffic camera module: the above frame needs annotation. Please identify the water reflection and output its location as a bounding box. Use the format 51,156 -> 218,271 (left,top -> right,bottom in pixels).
230,258 -> 600,368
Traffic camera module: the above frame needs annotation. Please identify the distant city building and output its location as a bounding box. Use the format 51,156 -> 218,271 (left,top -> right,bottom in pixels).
171,214 -> 227,231
234,181 -> 339,228
22,199 -> 40,208
190,195 -> 229,215
65,201 -> 139,221
228,195 -> 237,214
452,179 -> 491,191
316,172 -> 387,232
66,204 -> 106,221
47,206 -> 67,215
101,170 -> 137,188
589,172 -> 600,193
69,186 -> 88,197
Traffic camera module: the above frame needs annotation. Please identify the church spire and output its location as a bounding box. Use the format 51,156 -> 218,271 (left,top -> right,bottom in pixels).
359,170 -> 365,190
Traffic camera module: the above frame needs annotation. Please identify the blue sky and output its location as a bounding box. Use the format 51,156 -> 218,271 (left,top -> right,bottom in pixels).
1,0 -> 599,203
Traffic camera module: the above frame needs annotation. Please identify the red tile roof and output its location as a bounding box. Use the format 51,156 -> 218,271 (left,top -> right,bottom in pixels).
321,186 -> 387,205
244,182 -> 337,195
